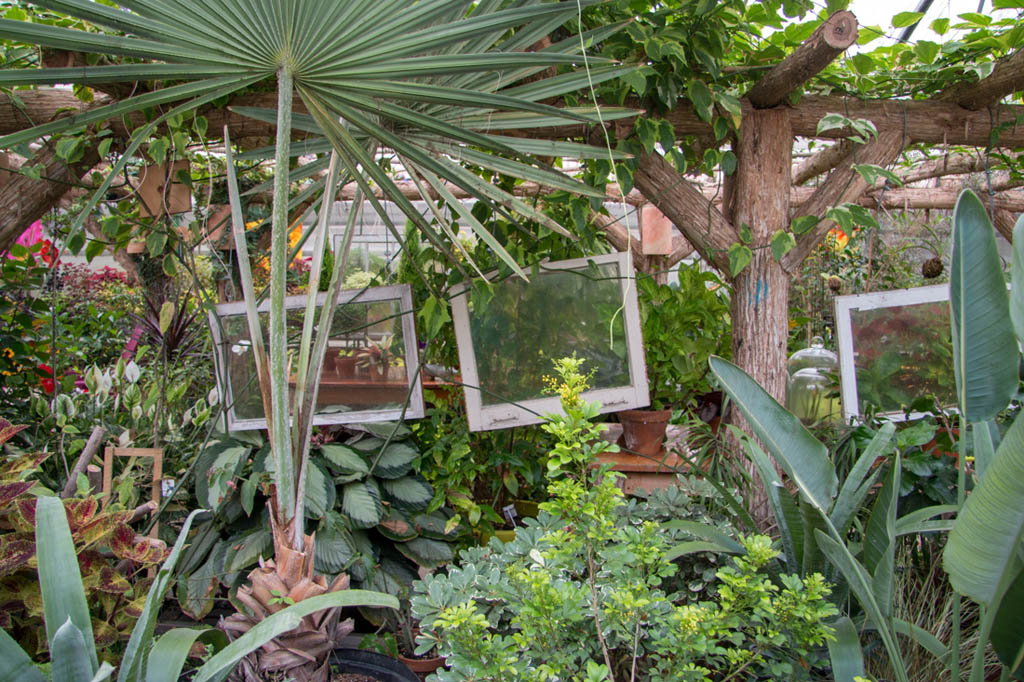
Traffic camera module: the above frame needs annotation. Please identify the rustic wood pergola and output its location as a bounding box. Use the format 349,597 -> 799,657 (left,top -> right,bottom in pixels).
2,9 -> 1023,412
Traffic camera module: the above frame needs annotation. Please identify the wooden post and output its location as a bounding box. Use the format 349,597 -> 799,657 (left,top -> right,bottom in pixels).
102,447 -> 164,539
730,108 -> 793,526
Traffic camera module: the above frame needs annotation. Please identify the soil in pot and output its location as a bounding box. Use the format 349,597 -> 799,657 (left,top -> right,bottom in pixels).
616,408 -> 672,456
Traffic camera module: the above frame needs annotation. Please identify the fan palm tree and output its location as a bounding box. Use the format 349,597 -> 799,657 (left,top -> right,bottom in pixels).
0,1 -> 630,678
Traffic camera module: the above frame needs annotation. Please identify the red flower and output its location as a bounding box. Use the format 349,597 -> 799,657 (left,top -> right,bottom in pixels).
37,364 -> 54,393
38,239 -> 59,267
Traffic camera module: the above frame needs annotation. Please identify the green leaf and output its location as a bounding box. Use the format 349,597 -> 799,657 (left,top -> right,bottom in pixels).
827,616 -> 866,682
891,11 -> 924,27
620,69 -> 647,96
370,442 -> 419,480
144,628 -> 228,682
945,409 -> 1024,606
991,569 -> 1024,677
848,53 -> 875,76
727,243 -> 752,277
913,40 -> 940,64
320,444 -> 369,476
36,497 -> 97,674
950,190 -> 1018,422
223,528 -> 272,574
84,238 -> 106,262
686,80 -> 714,122
830,423 -> 893,534
192,591 -> 398,682
770,230 -> 796,260
395,537 -> 455,569
342,480 -> 384,529
380,475 -> 433,512
0,628 -> 46,682
314,527 -> 359,574
303,461 -> 334,518
711,358 -> 837,512
50,619 -> 98,682
1009,213 -> 1024,345
791,215 -> 820,235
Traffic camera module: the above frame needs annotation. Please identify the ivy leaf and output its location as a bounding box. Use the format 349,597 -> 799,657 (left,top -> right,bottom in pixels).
720,150 -> 737,176
55,136 -> 83,163
853,164 -> 903,187
66,231 -> 85,255
97,137 -> 112,159
158,301 -> 175,334
728,243 -> 753,277
914,40 -> 940,64
891,11 -> 924,28
817,113 -> 851,135
771,230 -> 796,260
620,70 -> 647,97
146,231 -> 167,258
84,238 -> 106,262
739,222 -> 753,244
162,254 -> 177,277
686,80 -> 714,123
967,62 -> 996,81
791,215 -> 820,235
930,17 -> 950,34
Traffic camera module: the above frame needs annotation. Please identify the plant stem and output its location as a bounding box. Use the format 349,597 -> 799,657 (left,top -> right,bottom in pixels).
586,547 -> 616,682
951,414 -> 967,682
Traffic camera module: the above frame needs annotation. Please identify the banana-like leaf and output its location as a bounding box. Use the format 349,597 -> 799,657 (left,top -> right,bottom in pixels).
950,190 -> 1018,422
831,422 -> 894,535
816,530 -> 909,682
36,496 -> 97,673
991,569 -> 1024,678
0,628 -> 46,682
945,409 -> 1024,607
865,457 -> 900,619
891,618 -> 950,664
894,504 -> 957,536
144,628 -> 228,682
661,520 -> 744,554
192,590 -> 398,682
710,357 -> 837,512
827,616 -> 866,682
1010,214 -> 1024,345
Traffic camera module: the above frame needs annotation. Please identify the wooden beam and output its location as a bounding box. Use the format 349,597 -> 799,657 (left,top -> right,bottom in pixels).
746,11 -> 858,109
897,152 -> 987,185
633,149 -> 736,273
935,49 -> 1024,111
790,185 -> 1024,212
0,142 -> 101,254
793,139 -> 853,185
784,128 -> 905,271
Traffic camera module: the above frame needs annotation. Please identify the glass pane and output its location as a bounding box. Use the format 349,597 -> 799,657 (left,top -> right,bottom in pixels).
468,261 -> 632,406
220,297 -> 411,422
850,301 -> 955,413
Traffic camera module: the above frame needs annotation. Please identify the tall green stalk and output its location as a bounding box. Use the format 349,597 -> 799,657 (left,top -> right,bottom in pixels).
269,66 -> 298,544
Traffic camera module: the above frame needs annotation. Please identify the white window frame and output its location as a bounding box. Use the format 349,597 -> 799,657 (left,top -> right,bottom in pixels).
210,284 -> 423,430
834,283 -> 951,423
450,251 -> 649,431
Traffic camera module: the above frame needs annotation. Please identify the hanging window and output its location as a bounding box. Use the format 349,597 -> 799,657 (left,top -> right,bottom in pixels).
834,284 -> 955,422
210,285 -> 423,430
451,251 -> 648,431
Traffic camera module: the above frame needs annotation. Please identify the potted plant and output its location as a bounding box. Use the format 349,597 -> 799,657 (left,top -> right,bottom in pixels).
621,265 -> 732,455
357,334 -> 395,381
370,590 -> 445,675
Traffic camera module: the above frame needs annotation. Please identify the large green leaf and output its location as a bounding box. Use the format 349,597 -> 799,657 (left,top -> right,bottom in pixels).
36,496 -> 97,674
945,409 -> 1024,607
50,619 -> 105,682
370,442 -> 419,480
192,590 -> 398,682
223,528 -> 273,574
1010,213 -> 1024,345
992,569 -> 1024,678
319,444 -> 369,476
827,617 -> 866,682
342,479 -> 385,529
831,422 -> 894,535
303,461 -> 335,518
380,475 -> 433,512
710,357 -> 837,512
950,190 -> 1018,422
144,628 -> 228,682
0,628 -> 46,682
313,527 -> 359,575
395,537 -> 455,569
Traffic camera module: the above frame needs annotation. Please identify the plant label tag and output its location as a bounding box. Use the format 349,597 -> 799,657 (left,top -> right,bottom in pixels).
502,504 -> 518,525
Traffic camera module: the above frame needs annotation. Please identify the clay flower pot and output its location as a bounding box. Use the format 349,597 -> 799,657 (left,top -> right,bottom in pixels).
398,652 -> 445,674
616,408 -> 672,456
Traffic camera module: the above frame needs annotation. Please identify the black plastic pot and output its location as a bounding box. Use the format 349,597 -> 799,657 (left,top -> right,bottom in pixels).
329,648 -> 420,682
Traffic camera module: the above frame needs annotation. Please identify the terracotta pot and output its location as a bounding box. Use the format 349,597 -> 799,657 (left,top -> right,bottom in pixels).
617,408 -> 672,456
398,652 -> 445,674
336,355 -> 358,380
